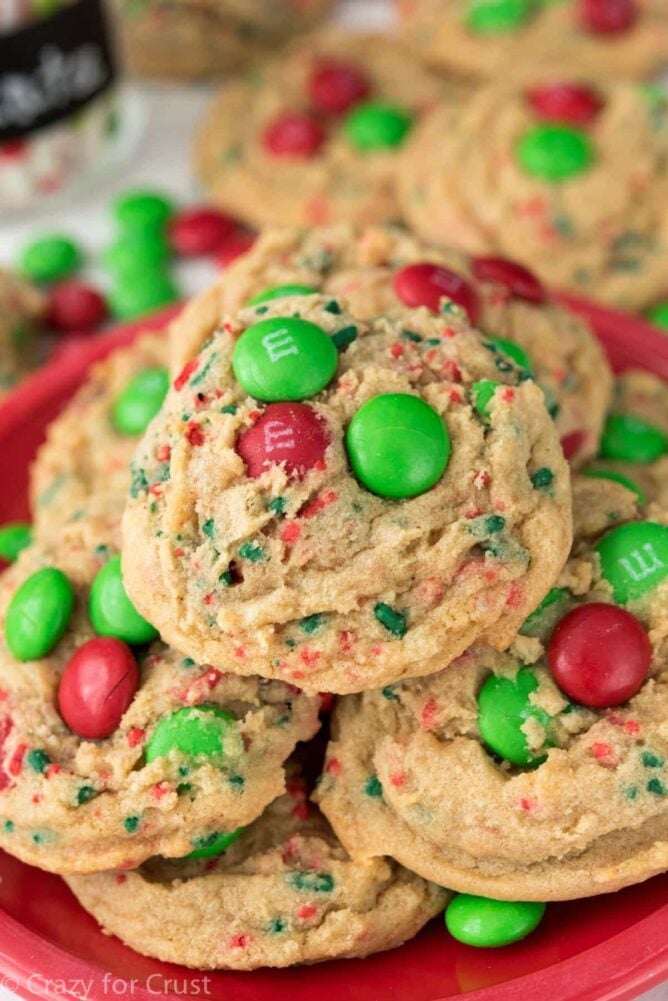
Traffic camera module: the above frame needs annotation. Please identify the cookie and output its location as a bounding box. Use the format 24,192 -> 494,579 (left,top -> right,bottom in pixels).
31,330 -> 169,548
397,81 -> 668,309
195,32 -> 444,229
66,781 -> 447,969
584,370 -> 668,508
115,0 -> 333,80
316,481 -> 668,901
398,0 -> 668,83
0,268 -> 44,399
0,540 -> 320,874
168,224 -> 613,465
124,292 -> 571,694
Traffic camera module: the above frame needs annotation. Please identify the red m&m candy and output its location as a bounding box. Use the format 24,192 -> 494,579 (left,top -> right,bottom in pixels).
309,60 -> 371,115
215,230 -> 256,268
548,603 -> 650,708
47,281 -> 107,333
526,83 -> 604,126
236,403 -> 329,479
263,113 -> 325,158
560,429 -> 587,462
169,207 -> 236,256
58,637 -> 139,739
393,263 -> 480,323
578,0 -> 638,34
472,256 -> 546,304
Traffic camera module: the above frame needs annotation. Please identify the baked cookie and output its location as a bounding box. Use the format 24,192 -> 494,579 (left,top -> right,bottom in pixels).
398,0 -> 668,83
115,0 -> 333,80
31,330 -> 169,548
398,81 -> 668,309
66,782 -> 447,969
584,370 -> 668,508
195,33 -> 444,229
0,541 -> 320,874
316,483 -> 668,901
169,224 -> 613,465
124,292 -> 571,694
0,268 -> 44,399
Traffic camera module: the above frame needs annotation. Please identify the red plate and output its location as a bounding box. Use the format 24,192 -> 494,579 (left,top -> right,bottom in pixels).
0,301 -> 666,1001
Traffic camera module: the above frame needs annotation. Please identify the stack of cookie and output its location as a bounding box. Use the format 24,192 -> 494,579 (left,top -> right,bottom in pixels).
1,219 -> 666,968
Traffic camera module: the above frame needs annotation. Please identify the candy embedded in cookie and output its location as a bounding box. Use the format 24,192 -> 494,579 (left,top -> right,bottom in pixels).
0,543 -> 320,874
315,485 -> 668,901
124,292 -> 571,694
65,779 -> 447,969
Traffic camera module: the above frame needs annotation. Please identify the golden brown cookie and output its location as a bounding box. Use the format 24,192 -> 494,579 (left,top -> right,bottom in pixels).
115,0 -> 333,80
397,81 -> 668,309
66,784 -> 447,969
316,482 -> 668,901
168,224 -> 613,466
195,32 -> 445,228
125,292 -> 571,694
0,268 -> 44,399
398,0 -> 668,83
0,539 -> 320,875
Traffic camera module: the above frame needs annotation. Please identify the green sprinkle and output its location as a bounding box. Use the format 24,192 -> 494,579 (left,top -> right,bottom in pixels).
324,300 -> 342,315
484,515 -> 506,534
238,542 -> 265,562
266,917 -> 287,934
642,751 -> 665,769
220,404 -> 238,415
647,778 -> 666,796
229,774 -> 245,789
4,820 -> 14,833
625,786 -> 638,800
364,775 -> 383,798
124,815 -> 140,833
219,570 -> 234,587
286,871 -> 334,893
382,685 -> 399,701
130,467 -> 149,498
332,325 -> 358,350
202,519 -> 215,540
531,467 -> 554,490
268,496 -> 287,515
374,602 -> 407,638
27,749 -> 51,774
402,329 -> 423,343
182,657 -> 195,668
300,613 -> 324,635
76,786 -> 95,805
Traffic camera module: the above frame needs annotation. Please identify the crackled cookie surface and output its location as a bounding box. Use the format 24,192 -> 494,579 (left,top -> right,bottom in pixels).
585,370 -> 668,508
0,541 -> 319,874
398,82 -> 668,309
169,225 -> 612,465
125,292 -> 570,694
0,268 -> 43,399
398,0 -> 668,83
316,484 -> 668,901
195,33 -> 444,229
66,781 -> 446,969
116,0 -> 333,79
31,330 -> 169,548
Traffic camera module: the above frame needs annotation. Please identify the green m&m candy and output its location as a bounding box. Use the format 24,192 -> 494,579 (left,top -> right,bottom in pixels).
232,316 -> 337,402
89,555 -> 158,645
647,301 -> 668,330
471,380 -> 499,419
445,894 -> 546,948
344,101 -> 413,151
477,667 -> 551,766
248,284 -> 318,306
20,235 -> 82,284
346,393 -> 450,499
486,337 -> 533,374
600,413 -> 667,464
111,368 -> 170,436
113,190 -> 174,233
108,271 -> 179,321
596,521 -> 668,604
5,567 -> 74,661
186,827 -> 244,860
581,468 -> 646,504
103,233 -> 170,276
0,522 -> 32,563
466,0 -> 534,34
145,705 -> 239,764
516,124 -> 594,182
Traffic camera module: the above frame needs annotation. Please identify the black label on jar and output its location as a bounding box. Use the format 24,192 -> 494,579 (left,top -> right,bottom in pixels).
0,0 -> 117,143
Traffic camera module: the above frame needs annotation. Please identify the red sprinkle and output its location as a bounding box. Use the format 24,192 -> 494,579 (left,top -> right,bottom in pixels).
185,422 -> 206,446
420,698 -> 438,730
282,521 -> 301,544
155,444 -> 171,462
228,934 -> 251,950
115,874 -> 127,885
173,359 -> 198,391
325,757 -> 342,776
297,903 -> 318,920
127,728 -> 146,748
301,490 -> 337,519
8,743 -> 26,776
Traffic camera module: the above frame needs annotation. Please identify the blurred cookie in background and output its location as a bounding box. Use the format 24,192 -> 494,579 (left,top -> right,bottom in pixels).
0,270 -> 45,401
